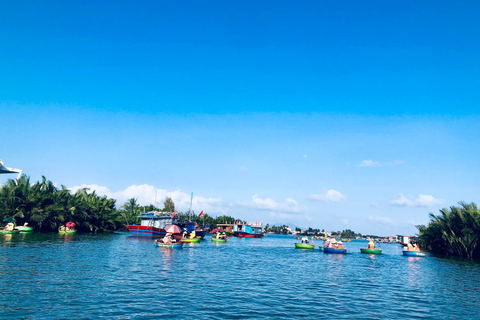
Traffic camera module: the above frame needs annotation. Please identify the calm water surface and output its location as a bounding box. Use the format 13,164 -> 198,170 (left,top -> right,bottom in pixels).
1,233 -> 480,319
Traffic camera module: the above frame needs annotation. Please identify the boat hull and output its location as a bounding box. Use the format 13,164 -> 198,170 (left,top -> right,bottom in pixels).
211,237 -> 227,242
403,250 -> 426,257
360,248 -> 382,255
0,230 -> 20,234
127,225 -> 167,238
295,243 -> 314,249
59,230 -> 76,235
155,241 -> 183,249
234,232 -> 264,238
323,247 -> 347,254
181,238 -> 201,243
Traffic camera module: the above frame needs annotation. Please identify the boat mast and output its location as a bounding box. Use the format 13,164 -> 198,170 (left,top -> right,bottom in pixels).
188,192 -> 193,221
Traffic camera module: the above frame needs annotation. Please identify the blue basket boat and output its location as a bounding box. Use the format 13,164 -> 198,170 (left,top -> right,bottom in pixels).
323,247 -> 347,254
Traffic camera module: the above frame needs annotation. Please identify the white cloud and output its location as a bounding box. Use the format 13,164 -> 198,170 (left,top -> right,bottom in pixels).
360,160 -> 381,167
309,189 -> 347,203
359,160 -> 405,167
239,166 -> 248,171
369,215 -> 395,225
303,154 -> 308,158
68,184 -> 224,213
370,202 -> 378,207
236,194 -> 305,213
391,193 -> 443,207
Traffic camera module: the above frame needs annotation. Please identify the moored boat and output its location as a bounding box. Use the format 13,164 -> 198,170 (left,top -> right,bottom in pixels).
295,243 -> 314,250
402,250 -> 426,257
323,247 -> 347,254
211,237 -> 227,242
233,221 -> 264,238
155,239 -> 183,249
127,211 -> 177,238
360,248 -> 382,255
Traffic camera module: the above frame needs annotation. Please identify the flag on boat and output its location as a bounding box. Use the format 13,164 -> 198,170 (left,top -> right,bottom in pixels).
170,210 -> 176,219
198,211 -> 204,217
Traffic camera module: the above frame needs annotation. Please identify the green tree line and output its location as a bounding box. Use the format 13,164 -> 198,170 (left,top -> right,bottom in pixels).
0,176 -> 120,232
417,202 -> 480,259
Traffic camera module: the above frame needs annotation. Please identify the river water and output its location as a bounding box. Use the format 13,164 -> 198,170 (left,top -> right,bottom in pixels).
1,233 -> 479,319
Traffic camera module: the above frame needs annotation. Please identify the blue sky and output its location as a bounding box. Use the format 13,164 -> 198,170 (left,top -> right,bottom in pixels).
1,1 -> 479,235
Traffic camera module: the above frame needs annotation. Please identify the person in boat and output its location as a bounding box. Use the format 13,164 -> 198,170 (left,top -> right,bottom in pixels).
59,225 -> 66,232
407,242 -> 414,251
337,241 -> 344,250
183,231 -> 188,239
24,222 -> 29,227
301,236 -> 309,244
413,243 -> 420,251
368,239 -> 375,249
5,222 -> 14,231
189,230 -> 196,239
163,232 -> 173,245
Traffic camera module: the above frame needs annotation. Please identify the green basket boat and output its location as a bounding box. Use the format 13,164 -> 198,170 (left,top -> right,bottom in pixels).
295,243 -> 315,249
181,238 -> 201,243
360,248 -> 382,255
16,226 -> 34,233
59,230 -> 77,235
211,237 -> 227,242
0,230 -> 21,234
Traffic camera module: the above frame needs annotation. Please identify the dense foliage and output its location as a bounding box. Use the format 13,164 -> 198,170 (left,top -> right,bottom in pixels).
0,176 -> 120,232
417,202 -> 480,259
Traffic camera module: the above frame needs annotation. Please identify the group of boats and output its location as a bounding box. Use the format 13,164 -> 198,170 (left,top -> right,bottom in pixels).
295,237 -> 427,257
127,211 -> 264,249
1,218 -> 33,234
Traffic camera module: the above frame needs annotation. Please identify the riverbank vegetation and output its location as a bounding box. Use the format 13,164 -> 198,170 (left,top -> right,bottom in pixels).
0,176 -> 119,232
417,202 -> 480,259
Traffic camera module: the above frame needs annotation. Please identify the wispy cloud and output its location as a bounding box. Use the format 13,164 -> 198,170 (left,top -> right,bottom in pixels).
359,160 -> 405,167
309,189 -> 347,203
391,193 -> 443,207
360,160 -> 381,167
236,194 -> 306,213
68,184 -> 224,213
369,215 -> 395,225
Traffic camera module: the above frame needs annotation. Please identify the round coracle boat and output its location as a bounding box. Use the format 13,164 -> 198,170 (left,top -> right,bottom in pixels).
0,230 -> 20,234
402,250 -> 426,257
323,247 -> 347,254
181,238 -> 201,243
212,237 -> 227,242
59,230 -> 76,235
295,243 -> 314,249
360,248 -> 382,255
155,239 -> 183,248
16,226 -> 34,233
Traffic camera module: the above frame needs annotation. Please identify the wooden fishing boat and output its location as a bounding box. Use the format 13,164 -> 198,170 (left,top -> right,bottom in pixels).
402,250 -> 426,257
233,222 -> 264,238
181,238 -> 201,243
59,230 -> 76,235
360,248 -> 382,255
155,240 -> 183,249
0,230 -> 20,234
323,247 -> 347,254
295,243 -> 314,249
16,226 -> 33,233
211,237 -> 227,242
